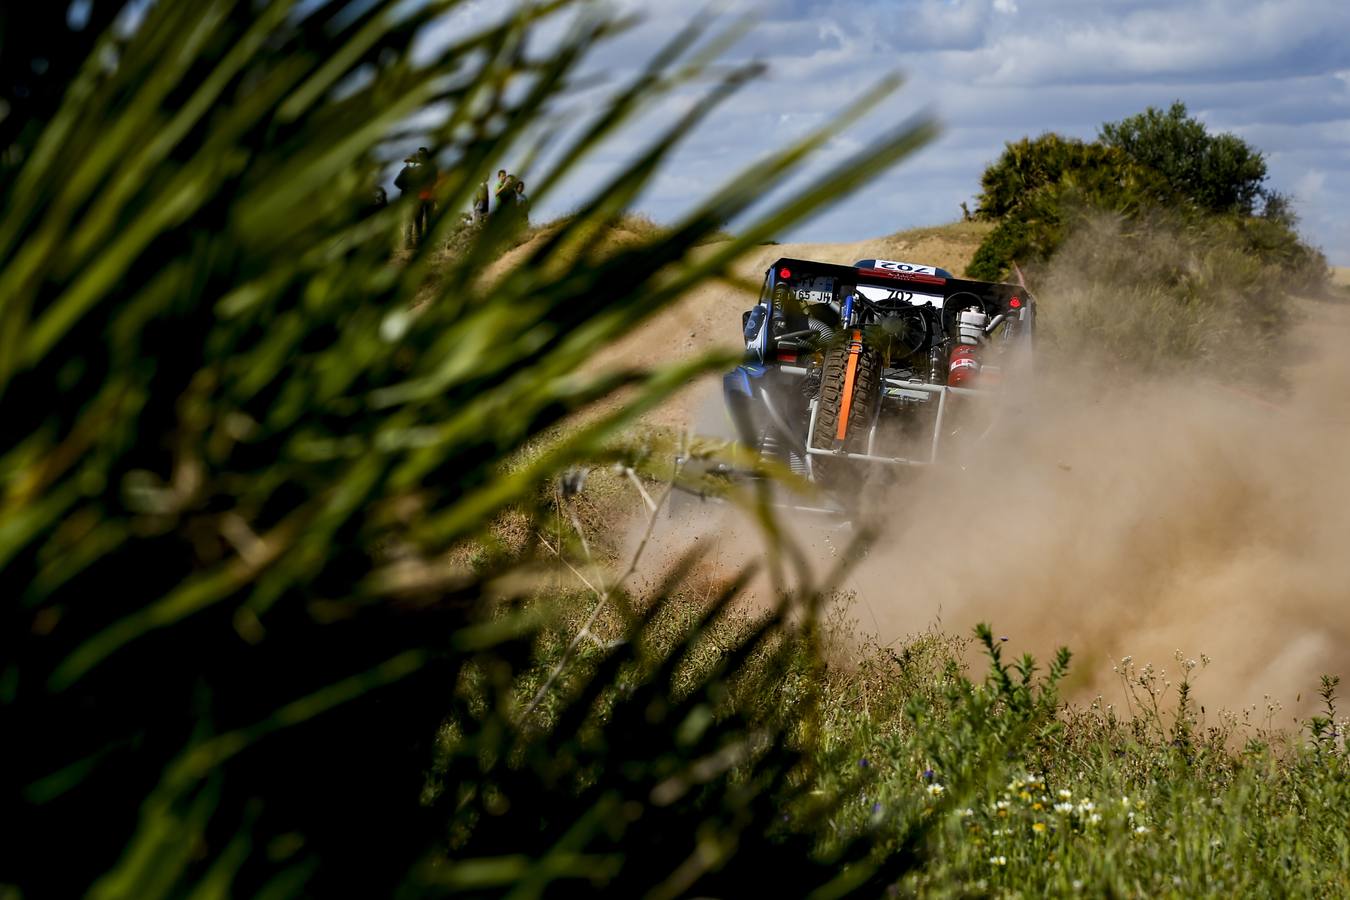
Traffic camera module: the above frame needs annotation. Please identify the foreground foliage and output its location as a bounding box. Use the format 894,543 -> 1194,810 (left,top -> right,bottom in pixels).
823,629 -> 1350,897
1,0 -> 939,895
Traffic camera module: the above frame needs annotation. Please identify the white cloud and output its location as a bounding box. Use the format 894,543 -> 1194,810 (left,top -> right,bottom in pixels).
428,0 -> 1350,263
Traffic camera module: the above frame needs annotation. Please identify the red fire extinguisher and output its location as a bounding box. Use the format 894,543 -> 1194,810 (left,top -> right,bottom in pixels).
948,344 -> 979,387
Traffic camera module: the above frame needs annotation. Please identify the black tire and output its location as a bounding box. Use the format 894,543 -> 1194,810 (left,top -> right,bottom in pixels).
811,341 -> 880,455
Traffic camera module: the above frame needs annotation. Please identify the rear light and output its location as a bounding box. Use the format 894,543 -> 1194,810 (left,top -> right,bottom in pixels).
778,267 -> 792,279
778,352 -> 798,364
1009,296 -> 1022,309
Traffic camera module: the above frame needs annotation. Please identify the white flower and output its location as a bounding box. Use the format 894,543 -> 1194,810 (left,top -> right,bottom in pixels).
961,807 -> 975,817
1134,825 -> 1151,835
1076,800 -> 1094,813
989,855 -> 1007,866
1057,788 -> 1072,800
995,800 -> 1010,810
1072,880 -> 1084,890
927,783 -> 945,796
1087,813 -> 1102,825
1053,802 -> 1074,815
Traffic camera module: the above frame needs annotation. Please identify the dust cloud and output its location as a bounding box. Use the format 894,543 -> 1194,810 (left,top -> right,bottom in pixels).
639,298 -> 1350,721
843,300 -> 1350,718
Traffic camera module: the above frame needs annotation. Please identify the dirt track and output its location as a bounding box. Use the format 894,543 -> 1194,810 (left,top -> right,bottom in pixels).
602,232 -> 1350,720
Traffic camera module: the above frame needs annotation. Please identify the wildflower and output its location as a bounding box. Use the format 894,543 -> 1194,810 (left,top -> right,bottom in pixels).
1075,800 -> 1094,814
927,783 -> 945,797
923,768 -> 935,782
1057,788 -> 1072,800
961,807 -> 975,817
1032,802 -> 1044,811
995,800 -> 1010,810
1087,813 -> 1102,825
1006,777 -> 1024,792
1032,822 -> 1047,834
989,855 -> 1007,866
1053,802 -> 1074,815
859,758 -> 869,769
1134,825 -> 1150,835
1019,790 -> 1032,802
1072,880 -> 1084,891
872,802 -> 882,814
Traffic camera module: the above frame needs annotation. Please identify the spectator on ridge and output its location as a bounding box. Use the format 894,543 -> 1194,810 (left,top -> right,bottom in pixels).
513,180 -> 530,227
473,176 -> 490,224
494,168 -> 517,212
395,147 -> 438,247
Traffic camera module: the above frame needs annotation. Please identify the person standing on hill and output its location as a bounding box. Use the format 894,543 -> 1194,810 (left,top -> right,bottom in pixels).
513,180 -> 530,227
473,176 -> 490,224
395,147 -> 438,247
414,147 -> 438,246
494,168 -> 517,214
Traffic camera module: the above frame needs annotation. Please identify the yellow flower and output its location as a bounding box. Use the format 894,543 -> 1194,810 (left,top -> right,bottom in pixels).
1032,802 -> 1044,811
1019,790 -> 1032,801
1032,822 -> 1047,834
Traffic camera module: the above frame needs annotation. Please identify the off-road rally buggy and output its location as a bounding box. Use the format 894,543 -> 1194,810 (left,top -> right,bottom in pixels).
680,257 -> 1035,515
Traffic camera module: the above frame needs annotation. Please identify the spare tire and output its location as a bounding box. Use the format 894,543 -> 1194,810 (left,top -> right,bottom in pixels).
811,339 -> 880,455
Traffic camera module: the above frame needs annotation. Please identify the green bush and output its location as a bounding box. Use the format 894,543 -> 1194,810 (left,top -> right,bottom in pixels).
0,1 -> 938,895
1100,101 -> 1268,216
965,103 -> 1324,297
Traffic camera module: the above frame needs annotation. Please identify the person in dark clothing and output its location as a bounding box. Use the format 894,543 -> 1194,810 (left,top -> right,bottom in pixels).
493,168 -> 517,214
394,147 -> 438,247
513,180 -> 530,227
472,176 -> 490,224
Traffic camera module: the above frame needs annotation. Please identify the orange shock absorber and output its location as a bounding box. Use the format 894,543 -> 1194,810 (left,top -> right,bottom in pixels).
835,329 -> 864,442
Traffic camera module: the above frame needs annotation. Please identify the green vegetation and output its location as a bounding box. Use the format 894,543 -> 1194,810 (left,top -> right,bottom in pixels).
532,570 -> 1350,898
0,0 -> 943,895
5,3 -> 1346,898
966,102 -> 1325,293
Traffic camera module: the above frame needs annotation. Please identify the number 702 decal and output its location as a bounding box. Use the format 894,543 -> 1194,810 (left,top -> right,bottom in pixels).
872,259 -> 938,275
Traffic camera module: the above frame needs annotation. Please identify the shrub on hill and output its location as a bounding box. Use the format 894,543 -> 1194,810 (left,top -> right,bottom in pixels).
966,103 -> 1325,298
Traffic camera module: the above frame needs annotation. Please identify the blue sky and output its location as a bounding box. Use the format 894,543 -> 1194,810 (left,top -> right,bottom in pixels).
432,0 -> 1350,263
